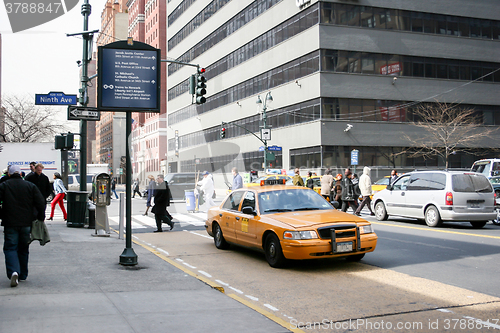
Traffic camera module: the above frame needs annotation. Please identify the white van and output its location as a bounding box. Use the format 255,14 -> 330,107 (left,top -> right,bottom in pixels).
372,170 -> 496,228
67,174 -> 95,192
471,159 -> 500,179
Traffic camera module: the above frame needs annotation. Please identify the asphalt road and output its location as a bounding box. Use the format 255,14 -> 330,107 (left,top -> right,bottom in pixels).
107,196 -> 500,332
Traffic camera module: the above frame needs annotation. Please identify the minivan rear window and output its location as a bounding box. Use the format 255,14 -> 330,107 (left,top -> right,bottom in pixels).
452,174 -> 493,193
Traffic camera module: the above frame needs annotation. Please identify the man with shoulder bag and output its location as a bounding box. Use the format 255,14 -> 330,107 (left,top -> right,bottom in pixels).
0,165 -> 46,287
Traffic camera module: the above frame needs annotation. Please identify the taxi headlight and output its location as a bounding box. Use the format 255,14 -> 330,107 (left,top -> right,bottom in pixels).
283,230 -> 318,240
359,225 -> 374,234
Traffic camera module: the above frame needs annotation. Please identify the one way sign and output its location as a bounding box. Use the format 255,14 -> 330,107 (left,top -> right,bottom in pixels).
67,106 -> 101,121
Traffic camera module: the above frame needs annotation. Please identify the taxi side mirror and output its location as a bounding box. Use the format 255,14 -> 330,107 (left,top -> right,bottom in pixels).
330,200 -> 340,209
386,184 -> 392,191
241,206 -> 256,216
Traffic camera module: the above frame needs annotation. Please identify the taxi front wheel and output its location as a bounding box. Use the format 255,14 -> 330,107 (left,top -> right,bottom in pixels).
213,223 -> 229,250
264,234 -> 287,268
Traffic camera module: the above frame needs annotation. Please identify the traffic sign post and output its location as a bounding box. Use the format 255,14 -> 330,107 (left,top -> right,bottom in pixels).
98,40 -> 162,266
67,106 -> 101,121
35,92 -> 77,105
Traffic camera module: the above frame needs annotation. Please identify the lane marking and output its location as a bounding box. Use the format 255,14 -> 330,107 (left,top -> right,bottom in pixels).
215,279 -> 229,286
182,262 -> 196,269
228,286 -> 244,294
186,230 -> 213,239
157,248 -> 169,256
198,270 -> 212,278
228,294 -> 306,333
109,228 -> 225,293
245,295 -> 258,301
372,221 -> 500,240
264,304 -> 279,311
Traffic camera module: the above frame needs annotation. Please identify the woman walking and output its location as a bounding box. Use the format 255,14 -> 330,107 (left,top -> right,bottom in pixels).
48,172 -> 67,221
143,175 -> 156,216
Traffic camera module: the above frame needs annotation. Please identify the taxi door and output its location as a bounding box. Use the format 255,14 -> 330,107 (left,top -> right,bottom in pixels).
219,191 -> 245,243
234,191 -> 259,247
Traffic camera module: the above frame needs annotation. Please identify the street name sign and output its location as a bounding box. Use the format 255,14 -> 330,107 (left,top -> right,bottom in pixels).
67,106 -> 101,121
35,92 -> 77,105
98,41 -> 161,112
268,146 -> 282,151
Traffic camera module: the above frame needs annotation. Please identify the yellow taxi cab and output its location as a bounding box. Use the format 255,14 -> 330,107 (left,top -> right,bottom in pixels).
286,175 -> 322,195
205,181 -> 378,268
245,174 -> 291,187
371,176 -> 391,194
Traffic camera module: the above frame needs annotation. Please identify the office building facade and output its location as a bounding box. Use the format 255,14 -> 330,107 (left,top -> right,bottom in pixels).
166,0 -> 500,173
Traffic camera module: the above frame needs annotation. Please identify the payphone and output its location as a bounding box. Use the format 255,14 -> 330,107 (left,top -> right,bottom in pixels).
91,173 -> 111,237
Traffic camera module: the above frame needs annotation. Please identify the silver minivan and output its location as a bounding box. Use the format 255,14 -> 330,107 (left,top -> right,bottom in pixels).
371,170 -> 496,228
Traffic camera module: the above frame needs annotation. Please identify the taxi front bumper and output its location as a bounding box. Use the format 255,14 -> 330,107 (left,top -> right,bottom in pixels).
281,233 -> 378,260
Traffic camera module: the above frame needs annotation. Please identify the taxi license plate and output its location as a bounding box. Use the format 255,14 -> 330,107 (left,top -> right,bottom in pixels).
469,203 -> 480,208
337,241 -> 353,253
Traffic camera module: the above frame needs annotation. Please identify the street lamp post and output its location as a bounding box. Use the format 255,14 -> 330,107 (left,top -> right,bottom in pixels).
256,92 -> 273,170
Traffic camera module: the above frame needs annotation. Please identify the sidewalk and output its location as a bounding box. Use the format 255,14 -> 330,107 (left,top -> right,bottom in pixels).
0,219 -> 289,333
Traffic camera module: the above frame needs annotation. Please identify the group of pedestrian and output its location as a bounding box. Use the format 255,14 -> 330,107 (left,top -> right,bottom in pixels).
0,162 -> 56,288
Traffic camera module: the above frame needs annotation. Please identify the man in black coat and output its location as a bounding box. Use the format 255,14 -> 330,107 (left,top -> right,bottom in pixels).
0,165 -> 46,287
152,174 -> 173,232
24,163 -> 52,199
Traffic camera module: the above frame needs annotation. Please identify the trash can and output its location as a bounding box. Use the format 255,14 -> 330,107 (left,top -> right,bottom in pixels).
87,202 -> 96,229
66,191 -> 89,228
185,190 -> 197,212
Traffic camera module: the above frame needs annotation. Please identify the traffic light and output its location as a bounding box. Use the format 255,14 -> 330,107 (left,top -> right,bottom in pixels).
189,74 -> 196,95
220,126 -> 226,139
195,67 -> 207,104
55,133 -> 74,150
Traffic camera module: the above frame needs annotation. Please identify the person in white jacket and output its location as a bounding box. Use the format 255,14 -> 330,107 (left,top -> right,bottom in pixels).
198,171 -> 216,208
354,166 -> 375,216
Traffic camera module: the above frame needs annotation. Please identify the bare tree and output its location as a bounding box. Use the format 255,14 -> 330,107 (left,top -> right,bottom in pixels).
0,95 -> 67,142
398,102 -> 498,168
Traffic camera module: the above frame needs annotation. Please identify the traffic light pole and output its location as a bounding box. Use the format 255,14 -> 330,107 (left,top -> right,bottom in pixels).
78,0 -> 91,191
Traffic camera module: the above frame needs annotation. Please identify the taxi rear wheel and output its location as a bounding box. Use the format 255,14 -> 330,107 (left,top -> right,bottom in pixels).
374,201 -> 388,221
213,223 -> 229,250
264,234 -> 287,268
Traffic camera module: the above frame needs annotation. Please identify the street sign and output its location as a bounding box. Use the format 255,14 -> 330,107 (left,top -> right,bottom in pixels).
261,128 -> 271,140
35,92 -> 77,105
67,106 -> 101,121
268,146 -> 282,151
97,41 -> 161,112
351,149 -> 359,166
259,146 -> 265,152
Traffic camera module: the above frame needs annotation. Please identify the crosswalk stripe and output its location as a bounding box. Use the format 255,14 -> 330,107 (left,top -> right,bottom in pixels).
108,216 -> 147,229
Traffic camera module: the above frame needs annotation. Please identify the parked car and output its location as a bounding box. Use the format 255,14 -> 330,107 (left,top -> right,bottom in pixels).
488,176 -> 500,225
67,174 -> 94,192
165,172 -> 197,200
371,170 -> 496,228
205,185 -> 377,267
471,159 -> 500,179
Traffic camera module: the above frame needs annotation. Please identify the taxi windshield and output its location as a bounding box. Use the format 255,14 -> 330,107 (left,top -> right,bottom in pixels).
258,189 -> 333,214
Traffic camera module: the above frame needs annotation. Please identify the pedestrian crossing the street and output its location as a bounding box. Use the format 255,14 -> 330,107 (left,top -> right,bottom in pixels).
108,212 -> 207,231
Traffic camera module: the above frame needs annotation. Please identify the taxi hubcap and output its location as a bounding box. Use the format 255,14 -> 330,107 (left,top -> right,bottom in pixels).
269,243 -> 276,258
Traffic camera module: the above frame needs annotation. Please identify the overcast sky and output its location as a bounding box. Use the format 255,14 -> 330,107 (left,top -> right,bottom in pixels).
1,0 -> 107,132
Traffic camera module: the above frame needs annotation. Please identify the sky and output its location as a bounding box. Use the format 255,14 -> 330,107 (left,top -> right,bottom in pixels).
1,0 -> 108,132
